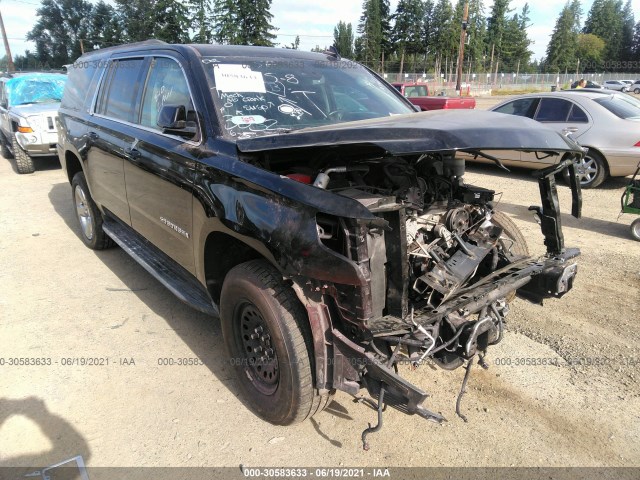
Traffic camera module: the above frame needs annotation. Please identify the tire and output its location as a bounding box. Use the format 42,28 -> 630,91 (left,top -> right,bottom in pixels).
563,148 -> 607,189
634,88 -> 640,94
220,260 -> 333,425
631,218 -> 640,242
491,211 -> 529,303
12,134 -> 34,174
0,132 -> 13,159
71,172 -> 114,250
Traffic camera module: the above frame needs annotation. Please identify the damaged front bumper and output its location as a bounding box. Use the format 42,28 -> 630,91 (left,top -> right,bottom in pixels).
329,158 -> 582,449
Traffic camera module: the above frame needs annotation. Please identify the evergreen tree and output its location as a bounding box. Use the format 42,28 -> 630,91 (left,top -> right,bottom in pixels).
114,0 -> 156,41
188,0 -> 214,43
501,4 -> 532,71
27,0 -> 93,66
392,0 -> 425,73
212,0 -> 240,44
485,0 -> 512,61
153,0 -> 191,43
421,0 -> 435,60
620,0 -> 635,60
89,1 -> 124,49
465,0 -> 487,72
333,21 -> 355,58
213,0 -> 276,46
430,0 -> 456,69
583,0 -> 624,61
545,0 -> 582,72
357,0 -> 383,68
633,20 -> 640,59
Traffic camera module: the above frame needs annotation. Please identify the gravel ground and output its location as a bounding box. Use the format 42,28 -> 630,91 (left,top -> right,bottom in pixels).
0,120 -> 639,473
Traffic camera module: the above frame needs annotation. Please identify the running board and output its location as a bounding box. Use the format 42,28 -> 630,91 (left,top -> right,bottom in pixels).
102,216 -> 219,317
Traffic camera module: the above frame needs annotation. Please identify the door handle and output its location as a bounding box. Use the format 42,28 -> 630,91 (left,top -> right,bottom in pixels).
88,131 -> 99,140
124,147 -> 141,159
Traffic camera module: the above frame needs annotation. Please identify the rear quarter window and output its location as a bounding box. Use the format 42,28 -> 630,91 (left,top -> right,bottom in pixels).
593,95 -> 640,120
61,62 -> 98,111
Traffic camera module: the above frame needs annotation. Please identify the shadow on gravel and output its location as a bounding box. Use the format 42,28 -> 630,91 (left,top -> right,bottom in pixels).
0,396 -> 91,474
3,155 -> 61,174
47,182 -> 356,436
496,201 -> 633,240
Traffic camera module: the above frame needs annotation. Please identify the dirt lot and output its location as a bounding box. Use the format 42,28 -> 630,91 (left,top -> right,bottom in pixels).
0,116 -> 639,473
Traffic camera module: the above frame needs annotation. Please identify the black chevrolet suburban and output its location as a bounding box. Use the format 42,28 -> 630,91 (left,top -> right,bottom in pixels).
57,40 -> 583,447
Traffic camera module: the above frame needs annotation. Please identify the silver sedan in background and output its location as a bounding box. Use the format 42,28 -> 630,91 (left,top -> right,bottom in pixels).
603,80 -> 630,92
481,90 -> 640,187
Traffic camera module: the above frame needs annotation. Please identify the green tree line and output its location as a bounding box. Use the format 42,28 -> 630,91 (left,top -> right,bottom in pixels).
18,0 -> 640,73
544,0 -> 637,72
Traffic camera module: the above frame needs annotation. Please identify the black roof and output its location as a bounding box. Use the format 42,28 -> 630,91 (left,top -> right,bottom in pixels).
76,40 -> 341,63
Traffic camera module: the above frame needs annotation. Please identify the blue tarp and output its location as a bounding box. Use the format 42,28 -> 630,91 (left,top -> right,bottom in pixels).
6,73 -> 67,107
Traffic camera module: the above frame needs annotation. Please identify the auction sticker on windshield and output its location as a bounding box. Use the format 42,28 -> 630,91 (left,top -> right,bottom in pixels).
214,64 -> 266,93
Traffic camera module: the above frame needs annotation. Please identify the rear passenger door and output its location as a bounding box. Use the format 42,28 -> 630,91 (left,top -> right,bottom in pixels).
87,57 -> 148,224
520,97 -> 592,166
122,55 -> 200,273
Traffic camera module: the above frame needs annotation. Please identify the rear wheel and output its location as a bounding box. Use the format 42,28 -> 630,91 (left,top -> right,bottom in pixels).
12,134 -> 34,174
631,218 -> 640,241
220,260 -> 333,425
71,172 -> 114,250
563,148 -> 607,189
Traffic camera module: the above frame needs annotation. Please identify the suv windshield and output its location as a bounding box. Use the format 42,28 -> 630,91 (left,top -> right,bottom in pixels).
7,75 -> 67,107
204,58 -> 414,137
594,94 -> 640,120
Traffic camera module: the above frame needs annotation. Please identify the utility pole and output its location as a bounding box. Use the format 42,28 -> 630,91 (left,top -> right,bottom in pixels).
0,6 -> 15,73
455,1 -> 469,94
80,39 -> 85,54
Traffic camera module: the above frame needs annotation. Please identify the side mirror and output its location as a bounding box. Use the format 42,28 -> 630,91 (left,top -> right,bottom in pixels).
157,105 -> 196,138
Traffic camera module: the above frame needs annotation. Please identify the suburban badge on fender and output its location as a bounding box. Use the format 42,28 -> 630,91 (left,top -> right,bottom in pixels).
160,217 -> 190,238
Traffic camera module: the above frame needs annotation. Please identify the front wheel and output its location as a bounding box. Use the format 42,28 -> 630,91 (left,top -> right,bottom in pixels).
12,134 -> 34,174
220,260 -> 333,425
491,211 -> 529,302
71,172 -> 114,250
631,218 -> 640,241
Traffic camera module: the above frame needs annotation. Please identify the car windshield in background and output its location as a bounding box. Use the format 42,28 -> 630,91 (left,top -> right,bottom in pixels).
7,75 -> 67,106
593,94 -> 640,120
204,58 -> 414,137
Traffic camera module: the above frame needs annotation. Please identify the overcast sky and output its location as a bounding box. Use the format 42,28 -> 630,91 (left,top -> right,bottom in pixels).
1,0 -> 639,63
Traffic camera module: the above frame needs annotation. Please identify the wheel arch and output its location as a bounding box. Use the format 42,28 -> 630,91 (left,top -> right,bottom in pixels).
582,146 -> 610,176
203,231 -> 275,304
64,150 -> 84,185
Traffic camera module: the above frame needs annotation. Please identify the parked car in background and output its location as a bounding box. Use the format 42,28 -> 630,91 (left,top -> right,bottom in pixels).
481,90 -> 640,188
0,72 -> 67,173
630,80 -> 640,94
391,82 -> 476,110
570,80 -> 604,89
603,80 -> 630,92
620,80 -> 635,86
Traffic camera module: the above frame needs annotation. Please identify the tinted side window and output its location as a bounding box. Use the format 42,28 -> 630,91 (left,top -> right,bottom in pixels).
61,62 -> 98,111
140,57 -> 195,133
494,98 -> 538,118
568,104 -> 588,122
96,58 -> 145,122
535,98 -> 572,122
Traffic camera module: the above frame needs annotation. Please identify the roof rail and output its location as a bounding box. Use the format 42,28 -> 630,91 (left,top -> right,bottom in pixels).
78,39 -> 168,58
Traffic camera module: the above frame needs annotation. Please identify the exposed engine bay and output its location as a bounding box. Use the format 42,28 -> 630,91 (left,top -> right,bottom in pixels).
253,147 -> 582,449
311,155 -> 514,363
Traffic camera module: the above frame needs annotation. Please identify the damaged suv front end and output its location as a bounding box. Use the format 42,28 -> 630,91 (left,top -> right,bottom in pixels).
201,50 -> 582,447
